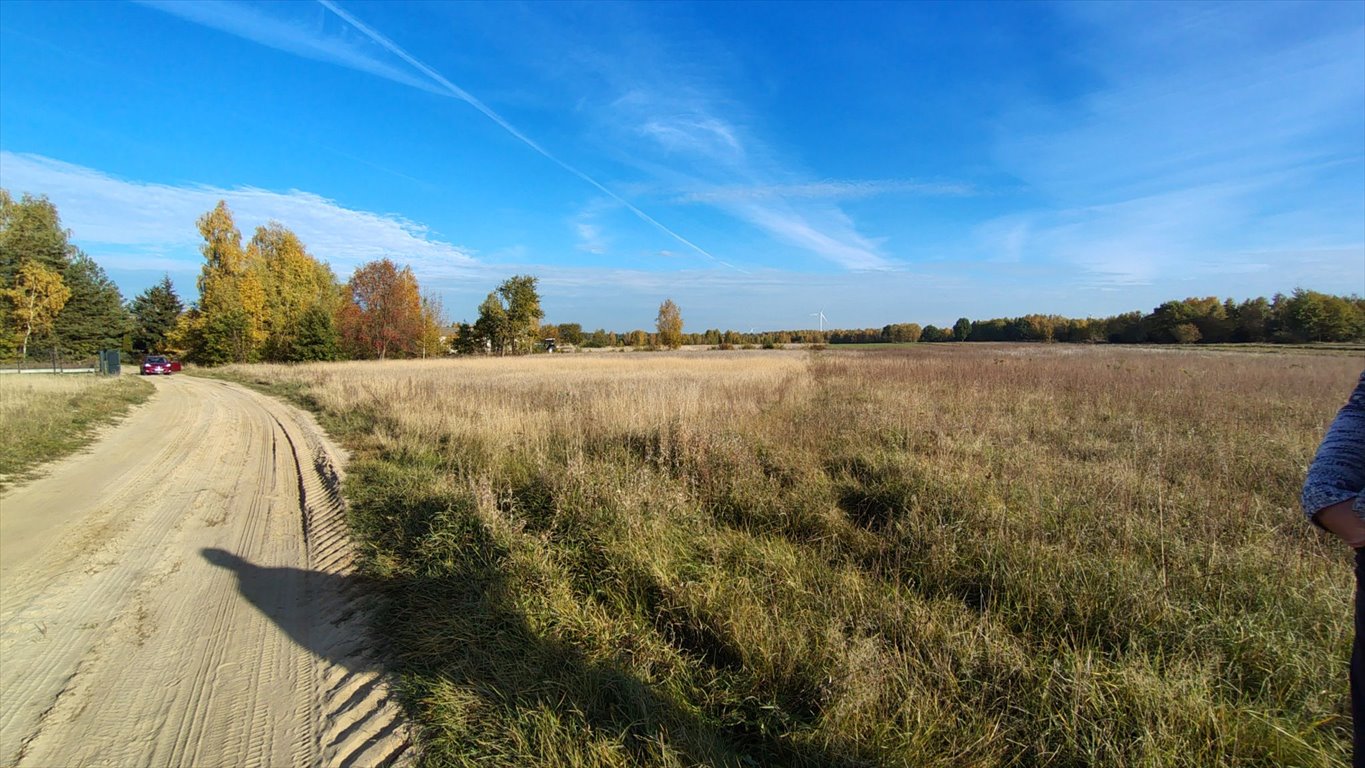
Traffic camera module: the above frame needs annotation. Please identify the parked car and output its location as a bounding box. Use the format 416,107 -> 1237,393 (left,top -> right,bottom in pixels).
141,355 -> 175,375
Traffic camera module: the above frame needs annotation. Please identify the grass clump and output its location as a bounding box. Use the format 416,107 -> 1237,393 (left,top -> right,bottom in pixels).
0,373 -> 153,489
222,348 -> 1359,766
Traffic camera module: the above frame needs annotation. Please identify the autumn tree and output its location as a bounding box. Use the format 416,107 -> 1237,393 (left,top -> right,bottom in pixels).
1,190 -> 80,359
1228,297 -> 1272,343
471,275 -> 543,355
656,299 -> 683,349
184,201 -> 267,365
130,275 -> 185,353
1276,289 -> 1365,342
250,222 -> 341,362
419,291 -> 448,358
882,323 -> 921,343
499,275 -> 543,354
556,323 -> 584,346
338,258 -> 423,359
4,261 -> 69,361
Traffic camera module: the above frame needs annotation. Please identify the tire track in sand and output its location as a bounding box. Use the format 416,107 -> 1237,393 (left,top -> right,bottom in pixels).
0,375 -> 411,767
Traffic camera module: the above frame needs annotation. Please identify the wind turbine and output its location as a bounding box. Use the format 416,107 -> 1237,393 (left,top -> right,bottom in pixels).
810,311 -> 826,333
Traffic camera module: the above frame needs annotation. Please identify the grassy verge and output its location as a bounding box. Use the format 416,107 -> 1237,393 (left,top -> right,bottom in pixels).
218,348 -> 1358,766
0,374 -> 154,489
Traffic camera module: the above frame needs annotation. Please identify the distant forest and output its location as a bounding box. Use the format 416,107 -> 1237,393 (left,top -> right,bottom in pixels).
560,290 -> 1365,348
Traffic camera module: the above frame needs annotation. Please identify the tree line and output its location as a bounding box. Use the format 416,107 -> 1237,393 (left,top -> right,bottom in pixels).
821,292 -> 1365,346
3,189 -> 1361,364
512,289 -> 1364,351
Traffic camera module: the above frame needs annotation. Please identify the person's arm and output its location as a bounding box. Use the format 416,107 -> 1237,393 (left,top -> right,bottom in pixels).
1304,371 -> 1365,546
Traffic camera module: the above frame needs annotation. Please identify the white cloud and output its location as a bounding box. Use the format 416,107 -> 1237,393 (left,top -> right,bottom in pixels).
0,151 -> 478,278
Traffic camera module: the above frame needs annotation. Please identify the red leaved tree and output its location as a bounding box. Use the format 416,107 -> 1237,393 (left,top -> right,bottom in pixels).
337,258 -> 423,359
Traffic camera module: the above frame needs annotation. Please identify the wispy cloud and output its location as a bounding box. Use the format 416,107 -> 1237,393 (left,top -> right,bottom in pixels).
974,174 -> 1360,290
570,201 -> 611,255
736,202 -> 890,272
583,29 -> 903,270
137,0 -> 439,94
678,179 -> 974,204
638,116 -> 745,161
139,0 -> 910,273
988,2 -> 1364,288
0,151 -> 478,278
574,221 -> 606,255
142,0 -> 737,271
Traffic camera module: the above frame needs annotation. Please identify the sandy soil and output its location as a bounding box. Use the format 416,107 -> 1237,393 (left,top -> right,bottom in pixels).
0,375 -> 410,768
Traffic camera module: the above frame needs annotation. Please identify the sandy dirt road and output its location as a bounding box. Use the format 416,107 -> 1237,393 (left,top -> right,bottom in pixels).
0,375 -> 410,768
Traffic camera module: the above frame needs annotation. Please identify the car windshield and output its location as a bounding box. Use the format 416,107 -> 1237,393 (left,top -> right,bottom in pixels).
146,356 -> 167,364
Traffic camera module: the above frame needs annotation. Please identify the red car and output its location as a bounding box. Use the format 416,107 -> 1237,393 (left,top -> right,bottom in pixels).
141,355 -> 177,375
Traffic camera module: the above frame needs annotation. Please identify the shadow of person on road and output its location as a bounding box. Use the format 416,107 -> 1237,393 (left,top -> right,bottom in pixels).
200,547 -> 381,675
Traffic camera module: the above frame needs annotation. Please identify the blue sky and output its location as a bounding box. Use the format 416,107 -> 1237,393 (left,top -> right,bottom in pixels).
1,1 -> 1361,331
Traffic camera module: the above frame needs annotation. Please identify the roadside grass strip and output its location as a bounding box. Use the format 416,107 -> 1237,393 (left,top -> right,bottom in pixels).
0,374 -> 153,489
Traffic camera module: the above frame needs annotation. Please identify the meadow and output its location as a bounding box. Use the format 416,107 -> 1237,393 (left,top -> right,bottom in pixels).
224,345 -> 1362,767
0,373 -> 152,489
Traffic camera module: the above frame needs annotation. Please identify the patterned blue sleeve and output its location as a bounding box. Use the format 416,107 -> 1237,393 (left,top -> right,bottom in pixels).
1303,370 -> 1365,523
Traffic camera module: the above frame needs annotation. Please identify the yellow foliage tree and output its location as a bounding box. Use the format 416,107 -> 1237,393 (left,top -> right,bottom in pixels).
190,201 -> 268,364
656,299 -> 683,349
250,222 -> 340,361
4,261 -> 70,361
418,291 -> 447,358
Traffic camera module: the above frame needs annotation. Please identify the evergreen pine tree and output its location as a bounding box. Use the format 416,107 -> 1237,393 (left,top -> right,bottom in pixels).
291,304 -> 340,362
130,275 -> 185,353
54,252 -> 128,357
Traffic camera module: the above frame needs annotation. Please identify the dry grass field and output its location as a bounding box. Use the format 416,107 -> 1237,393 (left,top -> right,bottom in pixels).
0,373 -> 153,489
224,345 -> 1362,767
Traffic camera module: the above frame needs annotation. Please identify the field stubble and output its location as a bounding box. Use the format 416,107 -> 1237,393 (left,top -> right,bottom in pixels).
225,345 -> 1362,767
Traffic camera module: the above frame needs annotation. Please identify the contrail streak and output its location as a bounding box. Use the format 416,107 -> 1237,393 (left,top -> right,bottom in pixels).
316,0 -> 743,272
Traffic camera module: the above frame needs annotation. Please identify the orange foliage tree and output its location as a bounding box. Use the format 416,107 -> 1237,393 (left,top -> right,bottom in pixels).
338,258 -> 423,359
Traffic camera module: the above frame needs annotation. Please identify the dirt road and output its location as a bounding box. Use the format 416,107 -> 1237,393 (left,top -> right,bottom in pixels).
0,375 -> 410,767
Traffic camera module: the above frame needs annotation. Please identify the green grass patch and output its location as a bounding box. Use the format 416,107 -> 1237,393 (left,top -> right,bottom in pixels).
0,374 -> 154,489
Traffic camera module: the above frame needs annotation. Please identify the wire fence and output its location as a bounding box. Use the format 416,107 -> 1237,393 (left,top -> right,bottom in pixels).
1,350 -> 103,374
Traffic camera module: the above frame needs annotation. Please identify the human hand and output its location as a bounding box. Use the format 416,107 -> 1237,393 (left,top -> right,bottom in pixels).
1314,498 -> 1365,549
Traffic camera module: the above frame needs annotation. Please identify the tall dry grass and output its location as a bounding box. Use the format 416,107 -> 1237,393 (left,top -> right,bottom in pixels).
226,345 -> 1363,766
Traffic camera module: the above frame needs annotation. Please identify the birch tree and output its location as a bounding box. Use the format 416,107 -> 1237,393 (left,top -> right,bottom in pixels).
4,261 -> 69,361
